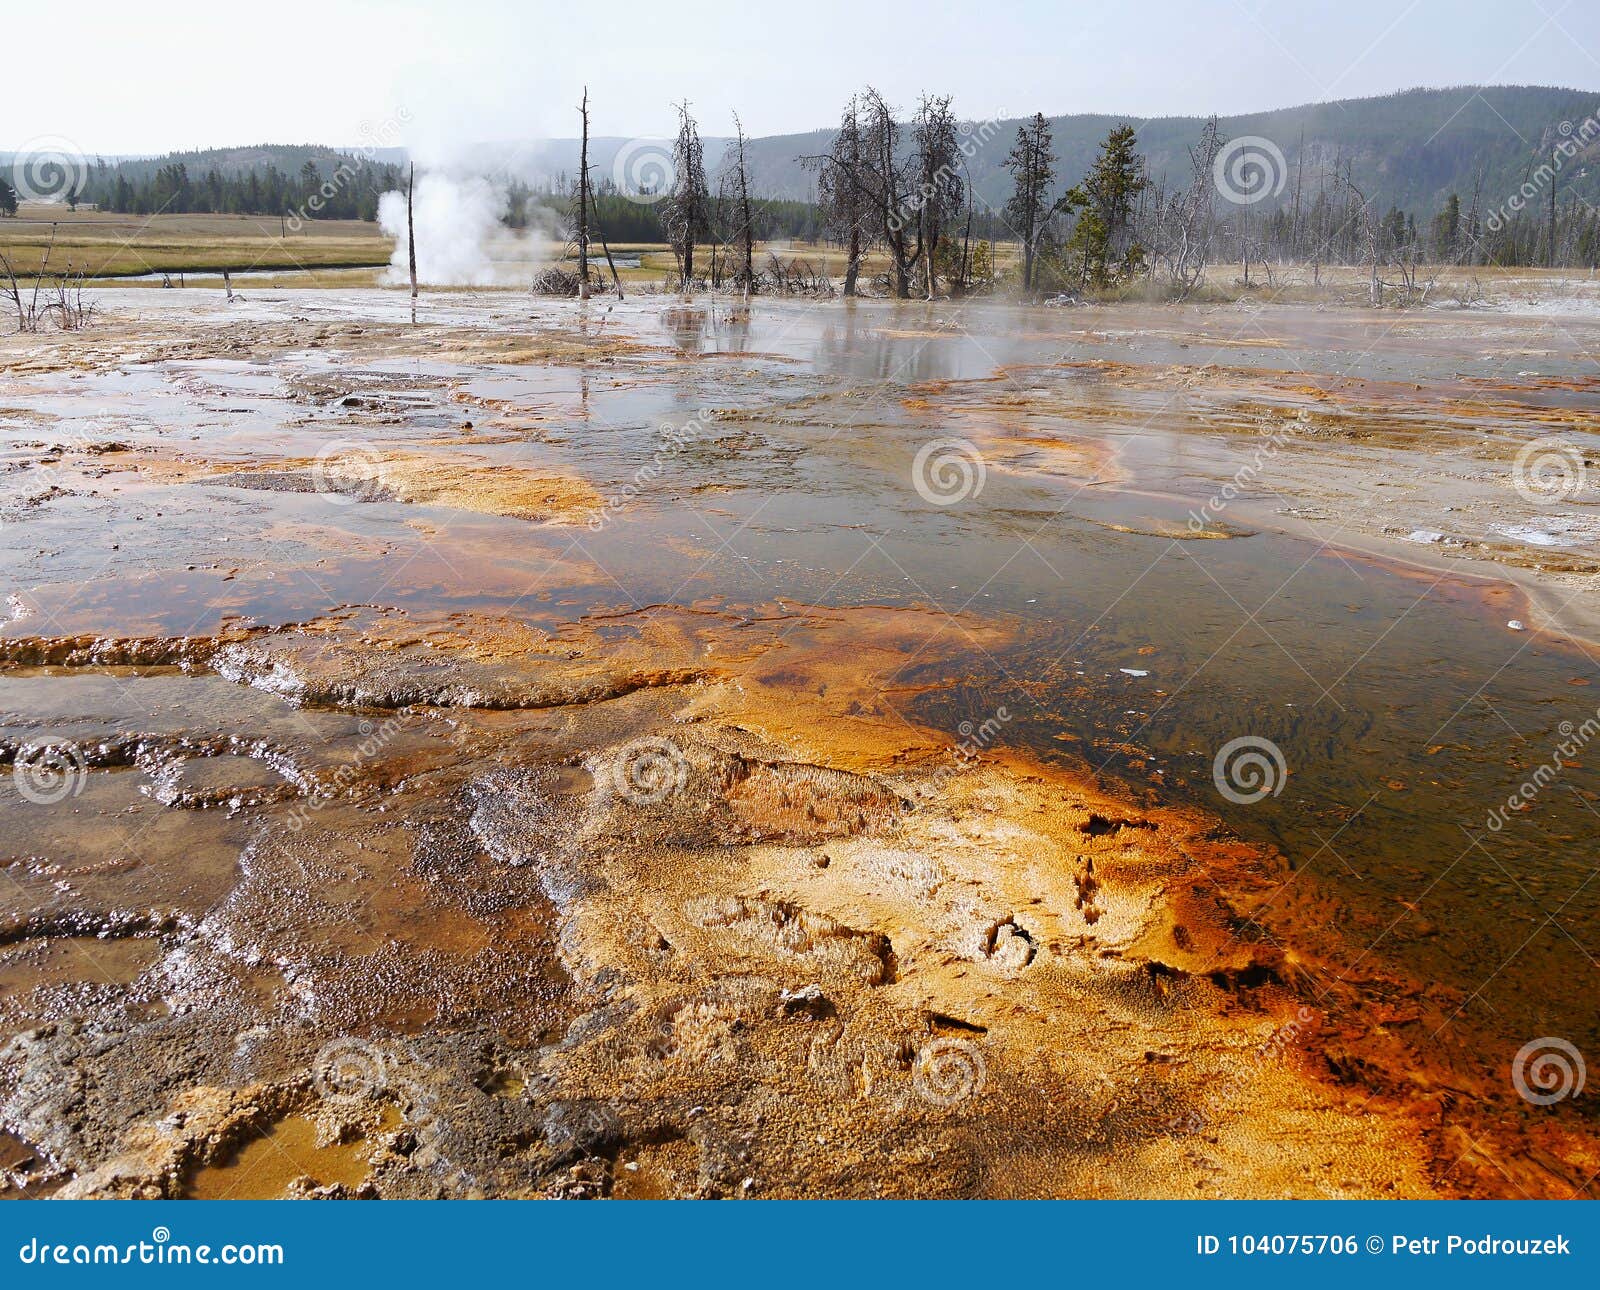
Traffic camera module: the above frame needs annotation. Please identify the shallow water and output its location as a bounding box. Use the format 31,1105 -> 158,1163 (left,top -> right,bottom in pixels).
3,288 -> 1598,1142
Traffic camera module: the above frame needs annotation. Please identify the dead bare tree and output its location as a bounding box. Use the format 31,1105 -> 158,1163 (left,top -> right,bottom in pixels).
726,112 -> 756,294
406,163 -> 418,305
577,88 -> 591,299
2,234 -> 94,333
1546,129 -> 1559,269
1461,165 -> 1485,263
1146,116 -> 1222,298
591,209 -> 625,301
911,95 -> 963,299
663,102 -> 709,289
802,88 -> 922,297
0,251 -> 35,332
861,88 -> 918,297
1290,128 -> 1305,258
807,96 -> 870,296
1333,169 -> 1381,305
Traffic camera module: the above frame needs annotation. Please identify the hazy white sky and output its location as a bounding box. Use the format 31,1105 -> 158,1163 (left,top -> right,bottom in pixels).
11,0 -> 1600,154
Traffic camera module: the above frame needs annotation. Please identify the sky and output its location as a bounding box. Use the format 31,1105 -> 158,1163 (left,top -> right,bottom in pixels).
10,0 -> 1600,156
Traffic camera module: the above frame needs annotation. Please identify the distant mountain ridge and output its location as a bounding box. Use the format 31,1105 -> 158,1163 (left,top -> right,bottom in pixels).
22,85 -> 1600,221
732,84 -> 1600,217
419,85 -> 1600,218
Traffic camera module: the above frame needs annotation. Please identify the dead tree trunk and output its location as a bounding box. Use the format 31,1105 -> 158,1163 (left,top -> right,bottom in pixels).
591,211 -> 625,301
843,223 -> 862,297
960,194 -> 973,295
406,163 -> 418,305
578,88 -> 592,300
1290,130 -> 1304,259
733,114 -> 755,295
1548,139 -> 1558,270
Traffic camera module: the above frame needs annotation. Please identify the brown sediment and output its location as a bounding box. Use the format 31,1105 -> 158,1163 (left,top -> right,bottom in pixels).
0,313 -> 651,378
3,290 -> 1596,1201
196,452 -> 603,525
1084,517 -> 1252,540
0,599 -> 1478,1199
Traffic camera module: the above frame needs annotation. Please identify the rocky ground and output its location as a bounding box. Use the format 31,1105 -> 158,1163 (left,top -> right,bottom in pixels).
1,288 -> 1595,1198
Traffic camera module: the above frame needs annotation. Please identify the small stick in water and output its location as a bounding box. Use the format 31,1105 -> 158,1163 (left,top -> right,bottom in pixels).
407,161 -> 418,320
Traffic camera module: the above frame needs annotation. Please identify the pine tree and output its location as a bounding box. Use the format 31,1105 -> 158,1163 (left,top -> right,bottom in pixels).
1065,125 -> 1149,287
1431,192 -> 1461,262
1003,113 -> 1057,292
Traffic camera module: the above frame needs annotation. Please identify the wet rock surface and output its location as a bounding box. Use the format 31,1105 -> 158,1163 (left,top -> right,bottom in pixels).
1,290 -> 1596,1198
0,602 -> 1457,1198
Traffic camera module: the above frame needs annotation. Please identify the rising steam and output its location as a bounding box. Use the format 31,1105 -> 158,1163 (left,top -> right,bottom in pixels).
377,169 -> 558,287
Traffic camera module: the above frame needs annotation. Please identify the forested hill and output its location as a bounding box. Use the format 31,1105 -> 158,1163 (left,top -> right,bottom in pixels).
735,84 -> 1600,217
0,145 -> 406,221
10,85 -> 1599,224
533,84 -> 1600,220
